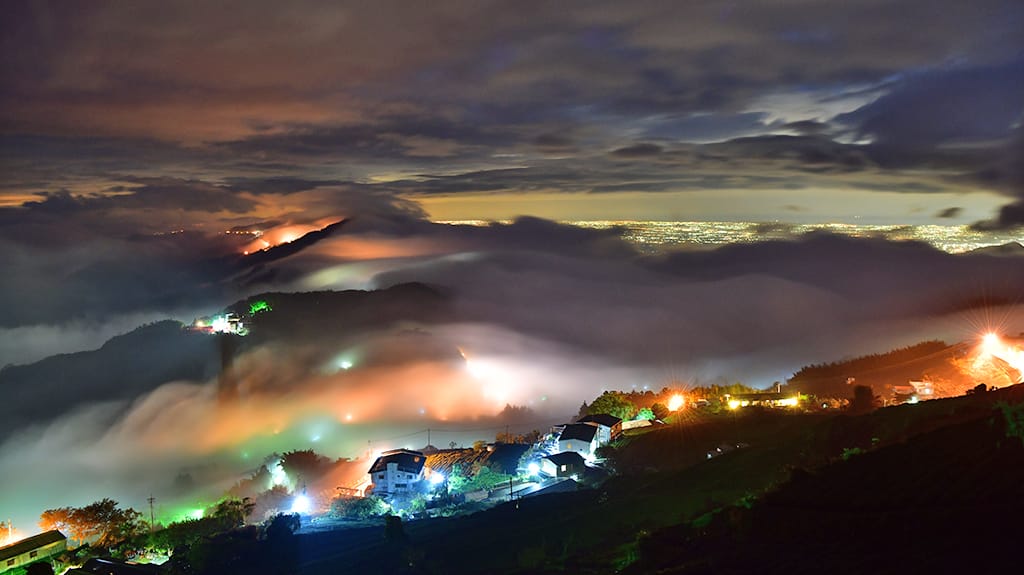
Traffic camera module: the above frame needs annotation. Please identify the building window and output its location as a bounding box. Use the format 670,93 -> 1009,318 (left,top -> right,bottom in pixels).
561,464 -> 567,472
29,551 -> 38,558
7,559 -> 14,566
566,442 -> 572,449
395,483 -> 407,489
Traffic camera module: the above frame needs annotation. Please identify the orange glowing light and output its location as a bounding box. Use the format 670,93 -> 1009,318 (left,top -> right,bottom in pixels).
667,394 -> 685,411
972,331 -> 1024,385
1,526 -> 23,546
982,332 -> 1000,353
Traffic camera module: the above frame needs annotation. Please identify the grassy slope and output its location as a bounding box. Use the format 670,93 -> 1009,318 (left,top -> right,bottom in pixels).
622,384 -> 1024,574
296,385 -> 1024,574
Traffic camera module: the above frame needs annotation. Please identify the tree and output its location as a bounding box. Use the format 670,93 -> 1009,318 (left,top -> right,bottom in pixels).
588,391 -> 637,420
651,402 -> 670,420
262,513 -> 300,539
39,499 -> 143,548
576,401 -> 590,421
636,407 -> 655,420
212,498 -> 255,528
848,385 -> 879,414
330,496 -> 389,519
250,485 -> 291,522
280,449 -> 332,484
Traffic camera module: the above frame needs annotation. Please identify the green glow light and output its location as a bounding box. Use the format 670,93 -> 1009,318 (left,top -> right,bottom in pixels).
189,509 -> 204,520
249,300 -> 272,315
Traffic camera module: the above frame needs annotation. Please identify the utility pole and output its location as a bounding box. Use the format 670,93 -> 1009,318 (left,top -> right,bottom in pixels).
427,428 -> 431,448
147,495 -> 156,532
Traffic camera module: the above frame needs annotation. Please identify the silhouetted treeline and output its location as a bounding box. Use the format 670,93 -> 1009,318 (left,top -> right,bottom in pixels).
790,340 -> 947,382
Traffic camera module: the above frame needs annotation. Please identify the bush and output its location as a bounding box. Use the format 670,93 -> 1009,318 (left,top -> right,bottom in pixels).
329,496 -> 389,519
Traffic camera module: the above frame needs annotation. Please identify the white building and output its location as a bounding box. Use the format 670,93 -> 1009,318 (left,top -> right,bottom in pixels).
1,530 -> 66,573
541,451 -> 586,478
556,423 -> 599,460
368,448 -> 426,498
576,414 -> 622,445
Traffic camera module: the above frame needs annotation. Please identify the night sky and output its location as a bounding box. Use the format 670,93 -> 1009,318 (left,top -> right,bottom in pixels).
3,1 -> 1023,230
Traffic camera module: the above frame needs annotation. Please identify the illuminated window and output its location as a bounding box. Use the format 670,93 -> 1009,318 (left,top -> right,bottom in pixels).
561,464 -> 567,472
567,442 -> 572,449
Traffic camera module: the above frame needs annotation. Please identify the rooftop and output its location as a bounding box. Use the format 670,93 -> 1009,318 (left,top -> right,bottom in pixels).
577,413 -> 622,427
544,451 -> 586,466
0,530 -> 66,561
559,423 -> 598,443
369,448 -> 426,475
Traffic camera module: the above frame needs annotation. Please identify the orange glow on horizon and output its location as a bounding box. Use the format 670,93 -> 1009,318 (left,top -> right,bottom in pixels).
1,525 -> 24,546
240,218 -> 339,254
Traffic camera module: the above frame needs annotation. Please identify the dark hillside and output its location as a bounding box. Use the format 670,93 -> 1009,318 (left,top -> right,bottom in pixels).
787,340 -> 972,397
624,395 -> 1024,574
228,282 -> 453,347
291,386 -> 1024,574
0,320 -> 219,438
0,284 -> 455,442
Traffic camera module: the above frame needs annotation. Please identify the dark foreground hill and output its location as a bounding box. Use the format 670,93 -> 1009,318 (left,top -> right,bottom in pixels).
624,391 -> 1024,574
279,385 -> 1024,575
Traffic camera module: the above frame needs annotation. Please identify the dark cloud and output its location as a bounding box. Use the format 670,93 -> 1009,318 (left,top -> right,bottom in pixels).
532,132 -> 578,155
223,177 -> 346,195
610,143 -> 663,157
364,227 -> 1024,367
936,207 -> 963,219
704,135 -> 872,171
839,58 -> 1024,148
972,200 -> 1024,230
783,120 -> 831,136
